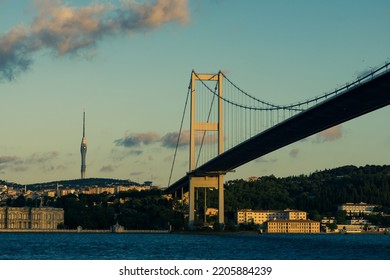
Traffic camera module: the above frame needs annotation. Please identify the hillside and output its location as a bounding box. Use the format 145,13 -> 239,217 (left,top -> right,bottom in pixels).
0,178 -> 139,190
220,165 -> 390,214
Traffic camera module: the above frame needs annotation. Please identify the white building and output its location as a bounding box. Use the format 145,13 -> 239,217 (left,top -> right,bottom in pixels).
237,209 -> 307,225
338,202 -> 378,216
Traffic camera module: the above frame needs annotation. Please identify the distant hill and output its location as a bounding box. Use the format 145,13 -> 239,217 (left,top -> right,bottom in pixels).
1,178 -> 139,190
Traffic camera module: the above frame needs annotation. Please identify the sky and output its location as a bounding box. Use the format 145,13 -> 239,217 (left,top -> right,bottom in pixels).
0,0 -> 389,186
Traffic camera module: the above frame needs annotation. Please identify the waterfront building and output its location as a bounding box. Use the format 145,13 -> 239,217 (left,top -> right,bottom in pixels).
264,219 -> 320,233
236,209 -> 307,225
0,207 -> 64,230
347,217 -> 370,225
336,224 -> 364,233
338,202 -> 378,216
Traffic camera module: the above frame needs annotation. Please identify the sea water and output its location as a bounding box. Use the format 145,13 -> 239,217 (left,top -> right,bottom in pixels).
0,232 -> 389,260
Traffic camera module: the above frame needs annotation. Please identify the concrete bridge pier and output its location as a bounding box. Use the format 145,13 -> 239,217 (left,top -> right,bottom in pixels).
188,174 -> 224,229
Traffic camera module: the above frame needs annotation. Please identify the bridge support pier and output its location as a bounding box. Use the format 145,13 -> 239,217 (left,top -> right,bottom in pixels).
187,71 -> 224,230
188,174 -> 224,229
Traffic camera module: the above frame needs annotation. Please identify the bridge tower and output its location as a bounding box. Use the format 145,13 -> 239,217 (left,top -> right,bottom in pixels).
188,71 -> 225,228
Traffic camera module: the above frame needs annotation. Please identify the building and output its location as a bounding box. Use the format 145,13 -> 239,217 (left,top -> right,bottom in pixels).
347,217 -> 370,225
237,209 -> 307,225
264,219 -> 320,233
116,185 -> 151,193
0,207 -> 64,230
83,186 -> 116,195
338,202 -> 378,216
205,208 -> 218,216
321,217 -> 336,224
336,224 -> 364,233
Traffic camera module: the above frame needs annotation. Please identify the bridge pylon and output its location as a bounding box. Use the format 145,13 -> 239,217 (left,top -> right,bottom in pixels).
188,71 -> 225,228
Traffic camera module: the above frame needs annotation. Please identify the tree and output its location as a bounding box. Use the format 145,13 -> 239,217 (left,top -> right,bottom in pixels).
336,210 -> 347,224
327,222 -> 337,231
12,195 -> 26,207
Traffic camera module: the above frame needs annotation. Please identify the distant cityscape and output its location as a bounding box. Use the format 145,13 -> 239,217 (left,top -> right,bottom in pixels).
1,168 -> 389,234
0,178 -> 156,232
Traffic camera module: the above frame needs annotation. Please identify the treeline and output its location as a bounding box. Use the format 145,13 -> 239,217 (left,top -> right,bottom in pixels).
4,189 -> 184,230
4,165 -> 390,229
222,165 -> 390,214
57,189 -> 184,230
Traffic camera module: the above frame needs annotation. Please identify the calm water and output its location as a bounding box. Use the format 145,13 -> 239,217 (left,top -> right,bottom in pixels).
0,233 -> 389,260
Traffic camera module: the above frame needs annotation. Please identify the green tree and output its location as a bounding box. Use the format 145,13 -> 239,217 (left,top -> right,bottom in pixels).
12,195 -> 26,207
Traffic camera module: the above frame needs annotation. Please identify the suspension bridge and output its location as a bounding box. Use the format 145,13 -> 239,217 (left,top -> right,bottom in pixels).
164,62 -> 390,227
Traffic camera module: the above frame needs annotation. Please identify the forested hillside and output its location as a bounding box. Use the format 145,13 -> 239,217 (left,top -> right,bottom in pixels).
220,165 -> 390,214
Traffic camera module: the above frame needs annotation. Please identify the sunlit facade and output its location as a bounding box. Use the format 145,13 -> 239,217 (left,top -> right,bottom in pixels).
0,207 -> 64,230
338,202 -> 378,216
236,209 -> 307,225
265,219 -> 320,233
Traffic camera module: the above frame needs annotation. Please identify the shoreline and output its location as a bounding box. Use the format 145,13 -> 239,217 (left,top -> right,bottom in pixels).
0,229 -> 387,235
0,229 -> 170,234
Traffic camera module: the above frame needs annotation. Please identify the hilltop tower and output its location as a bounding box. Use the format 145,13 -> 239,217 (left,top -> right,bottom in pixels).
80,112 -> 87,179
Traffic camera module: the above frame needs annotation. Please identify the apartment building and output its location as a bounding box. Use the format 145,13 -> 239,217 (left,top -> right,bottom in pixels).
338,202 -> 378,216
237,209 -> 307,225
265,219 -> 320,233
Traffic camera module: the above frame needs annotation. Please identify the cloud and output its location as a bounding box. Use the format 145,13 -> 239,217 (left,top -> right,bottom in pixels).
100,165 -> 115,173
114,132 -> 160,147
26,151 -> 59,164
314,125 -> 343,143
0,0 -> 189,81
129,150 -> 143,156
111,149 -> 143,161
130,171 -> 143,176
160,130 -> 219,148
0,155 -> 23,172
0,152 -> 59,173
289,149 -> 299,158
254,157 -> 277,163
160,131 -> 189,148
0,155 -> 20,164
114,129 -> 220,150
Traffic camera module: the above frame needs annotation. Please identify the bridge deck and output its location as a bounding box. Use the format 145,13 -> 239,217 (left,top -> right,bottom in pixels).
165,69 -> 390,194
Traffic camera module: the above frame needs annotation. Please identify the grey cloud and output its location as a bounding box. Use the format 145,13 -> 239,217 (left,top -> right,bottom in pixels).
0,0 -> 189,81
130,150 -> 143,156
0,155 -> 23,172
160,131 -> 188,148
115,129 -> 218,150
100,165 -> 115,173
160,130 -> 218,148
114,132 -> 160,147
26,151 -> 59,164
254,157 -> 277,164
130,171 -> 143,176
0,155 -> 20,164
289,149 -> 299,158
0,152 -> 59,172
111,149 -> 143,161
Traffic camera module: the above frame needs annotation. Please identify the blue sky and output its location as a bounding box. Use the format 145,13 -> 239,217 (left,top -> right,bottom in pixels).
0,0 -> 389,186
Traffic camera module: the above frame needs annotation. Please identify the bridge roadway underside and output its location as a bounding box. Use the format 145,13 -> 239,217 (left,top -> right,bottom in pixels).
165,70 -> 390,195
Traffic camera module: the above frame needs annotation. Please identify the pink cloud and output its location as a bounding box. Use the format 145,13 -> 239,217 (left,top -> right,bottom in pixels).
314,125 -> 343,143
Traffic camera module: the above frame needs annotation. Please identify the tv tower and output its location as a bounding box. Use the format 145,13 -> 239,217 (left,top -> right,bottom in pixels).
80,111 -> 87,179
